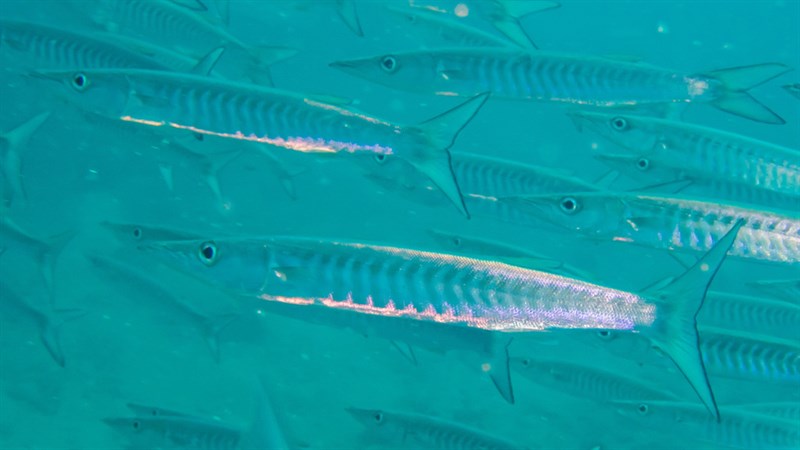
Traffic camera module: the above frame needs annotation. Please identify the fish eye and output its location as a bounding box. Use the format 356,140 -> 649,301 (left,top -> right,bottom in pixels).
72,73 -> 88,90
132,227 -> 142,239
373,153 -> 386,164
198,241 -> 217,266
380,56 -> 398,73
597,330 -> 614,340
610,117 -> 628,131
636,158 -> 650,171
637,404 -> 649,415
559,197 -> 579,214
373,412 -> 383,423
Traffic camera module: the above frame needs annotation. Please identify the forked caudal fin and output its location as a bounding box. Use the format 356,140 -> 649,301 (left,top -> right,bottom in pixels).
492,1 -> 560,49
336,0 -> 363,37
409,92 -> 490,219
641,219 -> 745,421
702,63 -> 791,124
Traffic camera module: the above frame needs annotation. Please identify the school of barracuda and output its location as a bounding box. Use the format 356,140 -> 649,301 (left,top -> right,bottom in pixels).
0,1 -> 798,449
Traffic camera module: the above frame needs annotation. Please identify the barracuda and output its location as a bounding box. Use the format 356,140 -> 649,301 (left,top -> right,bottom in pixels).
503,192 -> 800,263
331,49 -> 790,123
139,221 -> 744,418
362,151 -> 599,223
0,20 -> 169,70
33,69 -> 487,217
697,292 -> 800,341
346,407 -> 522,450
571,112 -> 800,212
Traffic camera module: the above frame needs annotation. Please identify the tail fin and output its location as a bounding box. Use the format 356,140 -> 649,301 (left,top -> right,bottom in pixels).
486,338 -> 514,404
245,46 -> 298,86
1,112 -> 51,207
641,219 -> 744,420
409,93 -> 490,218
190,46 -> 226,76
702,63 -> 791,124
336,0 -> 364,37
240,378 -> 291,450
492,1 -> 560,49
40,308 -> 86,367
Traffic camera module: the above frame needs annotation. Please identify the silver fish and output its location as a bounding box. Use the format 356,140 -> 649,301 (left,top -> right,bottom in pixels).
408,0 -> 561,49
33,68 -> 489,217
614,400 -> 800,450
502,192 -> 800,263
331,49 -> 789,123
570,112 -> 800,211
698,292 -> 800,341
104,414 -> 242,450
346,407 -> 523,450
700,326 -> 799,385
511,357 -> 679,403
139,221 -> 744,417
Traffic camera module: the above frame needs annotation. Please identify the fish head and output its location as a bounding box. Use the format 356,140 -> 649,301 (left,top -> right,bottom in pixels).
330,52 -> 446,94
345,407 -> 391,429
29,69 -> 131,118
137,238 -> 272,295
568,112 -> 666,156
102,416 -> 157,436
100,221 -> 203,246
592,152 -> 679,184
500,192 -> 626,236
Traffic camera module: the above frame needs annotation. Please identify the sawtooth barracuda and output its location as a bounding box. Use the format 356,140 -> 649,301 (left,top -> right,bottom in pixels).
502,192 -> 800,263
331,48 -> 790,124
139,221 -> 745,418
570,112 -> 800,212
346,406 -> 524,450
32,68 -> 488,217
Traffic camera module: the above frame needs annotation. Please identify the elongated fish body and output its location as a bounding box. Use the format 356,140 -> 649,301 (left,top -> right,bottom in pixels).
103,415 -> 242,450
698,292 -> 800,341
35,68 -> 486,216
615,400 -> 800,450
385,5 -> 518,48
572,112 -> 800,211
511,357 -> 677,402
729,402 -> 800,422
347,407 -> 522,450
365,151 -> 598,224
503,192 -> 800,263
332,49 -> 790,123
91,0 -> 248,57
700,326 -> 799,384
141,223 -> 744,419
149,237 -> 657,332
0,20 -> 168,70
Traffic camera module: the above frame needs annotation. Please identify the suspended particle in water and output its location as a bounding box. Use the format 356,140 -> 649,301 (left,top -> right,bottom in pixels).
455,3 -> 469,18
656,22 -> 669,34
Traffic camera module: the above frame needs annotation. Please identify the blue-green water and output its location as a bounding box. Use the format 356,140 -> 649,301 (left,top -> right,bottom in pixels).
0,1 -> 798,449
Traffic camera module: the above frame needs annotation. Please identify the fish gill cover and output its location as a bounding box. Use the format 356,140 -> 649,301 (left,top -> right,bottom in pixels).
0,1 -> 798,449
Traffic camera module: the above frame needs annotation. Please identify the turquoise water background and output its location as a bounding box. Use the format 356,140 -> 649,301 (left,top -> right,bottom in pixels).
1,1 -> 798,449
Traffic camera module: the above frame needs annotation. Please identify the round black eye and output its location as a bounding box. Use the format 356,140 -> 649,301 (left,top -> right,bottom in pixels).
636,158 -> 649,171
132,228 -> 142,239
72,73 -> 87,90
559,197 -> 579,214
374,413 -> 383,423
597,330 -> 613,340
374,153 -> 386,164
637,404 -> 648,415
380,56 -> 397,73
610,117 -> 628,131
198,241 -> 217,265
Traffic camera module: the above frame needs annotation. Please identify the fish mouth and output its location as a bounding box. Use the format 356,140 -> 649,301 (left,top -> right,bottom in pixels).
328,60 -> 358,70
565,110 -> 604,133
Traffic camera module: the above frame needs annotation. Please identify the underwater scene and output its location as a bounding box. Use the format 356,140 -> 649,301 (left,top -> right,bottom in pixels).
0,1 -> 798,449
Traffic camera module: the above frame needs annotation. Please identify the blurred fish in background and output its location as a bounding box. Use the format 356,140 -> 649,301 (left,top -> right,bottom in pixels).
0,0 -> 798,449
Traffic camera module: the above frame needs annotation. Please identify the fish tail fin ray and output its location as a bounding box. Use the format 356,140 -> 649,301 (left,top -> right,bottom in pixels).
642,219 -> 744,421
703,63 -> 791,124
336,0 -> 364,37
40,229 -> 79,306
201,314 -> 238,363
41,308 -> 86,367
191,46 -> 226,76
391,341 -> 418,365
410,92 -> 490,218
493,1 -> 560,48
245,46 -> 298,86
487,337 -> 514,404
